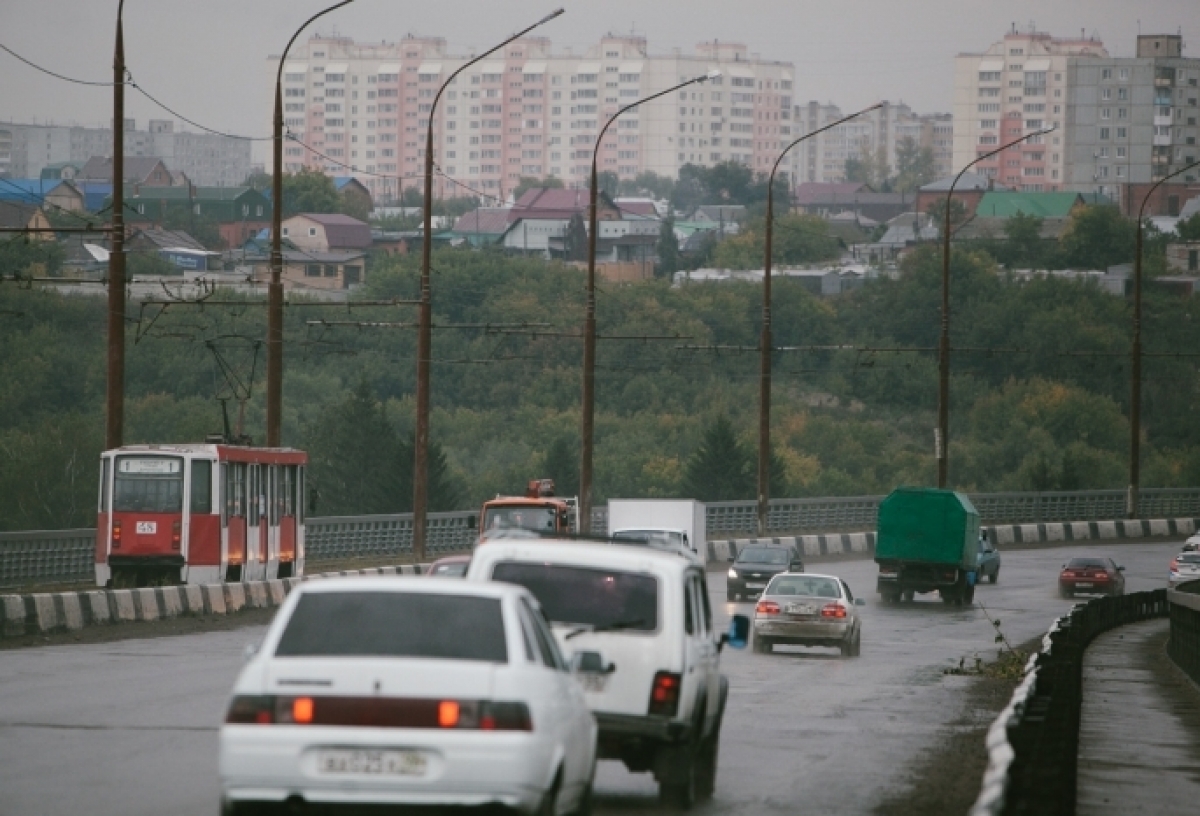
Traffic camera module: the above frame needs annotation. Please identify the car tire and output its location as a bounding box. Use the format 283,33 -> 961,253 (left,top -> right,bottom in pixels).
659,741 -> 698,811
570,782 -> 594,816
695,727 -> 719,800
840,634 -> 854,657
752,634 -> 771,654
1059,586 -> 1072,599
852,629 -> 862,657
537,773 -> 561,816
989,570 -> 998,584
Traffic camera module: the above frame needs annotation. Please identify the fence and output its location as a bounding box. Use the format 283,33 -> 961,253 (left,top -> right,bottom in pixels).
4,487 -> 1200,589
1167,580 -> 1200,688
971,589 -> 1170,816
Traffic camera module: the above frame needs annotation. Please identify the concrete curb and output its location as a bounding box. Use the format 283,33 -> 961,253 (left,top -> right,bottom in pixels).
707,517 -> 1198,562
1,563 -> 426,639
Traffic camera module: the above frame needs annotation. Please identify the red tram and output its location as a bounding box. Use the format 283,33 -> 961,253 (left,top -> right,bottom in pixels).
96,444 -> 308,587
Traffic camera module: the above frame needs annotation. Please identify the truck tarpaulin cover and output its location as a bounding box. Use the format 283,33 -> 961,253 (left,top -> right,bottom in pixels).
875,487 -> 980,567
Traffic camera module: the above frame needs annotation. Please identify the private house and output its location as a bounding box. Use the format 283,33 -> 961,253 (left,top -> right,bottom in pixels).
117,186 -> 271,248
78,156 -> 174,187
334,177 -> 373,216
0,201 -> 53,238
241,249 -> 367,291
280,213 -> 372,253
127,227 -> 220,272
953,191 -> 1086,243
502,187 -> 621,256
447,208 -> 511,247
1167,241 -> 1200,274
915,173 -> 1005,218
794,182 -> 912,225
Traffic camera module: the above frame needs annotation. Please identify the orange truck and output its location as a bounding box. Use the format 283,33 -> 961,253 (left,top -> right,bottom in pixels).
478,479 -> 577,540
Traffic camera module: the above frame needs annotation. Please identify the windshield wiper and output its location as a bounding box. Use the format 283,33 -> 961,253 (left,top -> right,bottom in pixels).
564,618 -> 647,640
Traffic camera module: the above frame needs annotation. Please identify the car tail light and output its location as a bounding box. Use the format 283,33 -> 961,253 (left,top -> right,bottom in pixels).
648,671 -> 681,717
171,520 -> 181,550
1061,570 -> 1074,578
1094,571 -> 1110,581
112,520 -> 121,547
224,696 -> 531,731
820,603 -> 847,619
756,600 -> 780,616
1170,558 -> 1179,571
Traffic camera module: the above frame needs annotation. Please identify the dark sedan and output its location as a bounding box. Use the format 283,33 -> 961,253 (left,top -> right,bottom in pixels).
727,545 -> 804,601
1059,556 -> 1125,598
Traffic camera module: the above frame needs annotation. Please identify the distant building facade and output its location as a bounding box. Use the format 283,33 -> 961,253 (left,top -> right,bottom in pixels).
268,34 -> 795,204
0,118 -> 251,186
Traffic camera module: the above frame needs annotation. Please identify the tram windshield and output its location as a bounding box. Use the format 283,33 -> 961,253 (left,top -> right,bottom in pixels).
113,456 -> 184,513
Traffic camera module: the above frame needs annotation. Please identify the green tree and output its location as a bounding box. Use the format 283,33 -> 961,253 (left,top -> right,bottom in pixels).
682,415 -> 752,501
925,198 -> 968,234
619,171 -> 674,200
282,169 -> 341,217
844,147 -> 889,189
540,436 -> 579,497
1175,212 -> 1200,241
1058,205 -> 1136,270
563,213 -> 588,261
1001,211 -> 1046,268
514,175 -> 563,201
893,137 -> 935,193
592,171 -> 619,199
657,216 -> 681,278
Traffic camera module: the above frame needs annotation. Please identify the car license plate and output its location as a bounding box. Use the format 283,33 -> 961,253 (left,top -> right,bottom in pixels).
575,673 -> 609,693
136,521 -> 157,535
1076,582 -> 1093,588
317,749 -> 427,777
745,582 -> 766,589
786,603 -> 816,615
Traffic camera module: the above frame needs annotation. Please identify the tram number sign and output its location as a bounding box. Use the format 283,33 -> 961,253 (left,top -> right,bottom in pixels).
136,522 -> 157,535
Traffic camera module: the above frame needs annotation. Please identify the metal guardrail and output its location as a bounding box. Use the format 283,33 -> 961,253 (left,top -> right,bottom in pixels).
4,488 -> 1200,588
971,589 -> 1170,816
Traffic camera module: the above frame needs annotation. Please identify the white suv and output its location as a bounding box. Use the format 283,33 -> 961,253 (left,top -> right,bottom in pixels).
466,535 -> 747,809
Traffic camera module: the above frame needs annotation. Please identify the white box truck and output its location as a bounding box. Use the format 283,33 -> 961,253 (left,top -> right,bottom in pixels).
606,499 -> 708,565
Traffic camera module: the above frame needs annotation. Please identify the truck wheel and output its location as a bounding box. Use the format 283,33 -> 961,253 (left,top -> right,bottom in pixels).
963,583 -> 975,604
659,742 -> 698,810
901,590 -> 914,603
941,589 -> 955,605
695,727 -> 719,800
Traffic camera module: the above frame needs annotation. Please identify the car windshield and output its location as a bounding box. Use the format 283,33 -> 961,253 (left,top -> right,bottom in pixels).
767,576 -> 841,598
483,505 -> 558,533
112,456 -> 184,513
1066,558 -> 1109,569
430,561 -> 468,577
737,547 -> 790,565
275,592 -> 507,662
491,561 -> 658,632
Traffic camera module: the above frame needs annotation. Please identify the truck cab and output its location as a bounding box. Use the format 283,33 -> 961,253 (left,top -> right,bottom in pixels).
479,479 -> 576,540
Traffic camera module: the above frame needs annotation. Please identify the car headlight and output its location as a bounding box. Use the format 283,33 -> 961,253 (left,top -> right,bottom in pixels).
727,568 -> 738,579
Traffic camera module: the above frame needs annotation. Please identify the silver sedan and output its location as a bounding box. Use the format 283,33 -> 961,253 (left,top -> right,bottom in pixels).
751,572 -> 865,657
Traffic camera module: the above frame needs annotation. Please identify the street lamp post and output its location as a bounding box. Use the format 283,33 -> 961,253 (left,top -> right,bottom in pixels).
268,0 -> 356,448
578,69 -> 720,534
936,124 -> 1056,488
1127,157 -> 1200,518
105,0 -> 127,450
755,103 -> 882,536
412,9 -> 564,560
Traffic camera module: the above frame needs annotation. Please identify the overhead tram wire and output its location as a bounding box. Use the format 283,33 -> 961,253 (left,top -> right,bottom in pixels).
0,42 -> 120,86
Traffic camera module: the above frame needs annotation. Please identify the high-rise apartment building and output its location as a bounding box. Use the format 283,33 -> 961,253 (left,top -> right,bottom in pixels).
953,28 -> 1200,209
269,34 -> 795,204
789,101 -> 948,184
0,119 -> 252,187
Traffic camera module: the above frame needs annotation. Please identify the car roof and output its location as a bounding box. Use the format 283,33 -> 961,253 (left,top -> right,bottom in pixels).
430,554 -> 472,564
474,535 -> 698,572
298,575 -> 524,599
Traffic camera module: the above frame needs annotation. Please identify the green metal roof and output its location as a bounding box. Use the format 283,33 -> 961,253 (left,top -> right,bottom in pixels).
122,186 -> 262,202
974,191 -> 1083,218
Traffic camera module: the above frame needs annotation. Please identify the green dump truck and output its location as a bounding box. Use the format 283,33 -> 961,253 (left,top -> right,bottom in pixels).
875,487 -> 981,606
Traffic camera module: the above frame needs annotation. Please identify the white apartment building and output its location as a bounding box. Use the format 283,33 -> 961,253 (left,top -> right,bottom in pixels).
953,27 -> 1108,193
0,118 -> 252,186
790,101 -> 947,184
269,34 -> 795,204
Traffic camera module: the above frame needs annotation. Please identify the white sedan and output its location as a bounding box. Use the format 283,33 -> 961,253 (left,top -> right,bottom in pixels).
219,577 -> 597,815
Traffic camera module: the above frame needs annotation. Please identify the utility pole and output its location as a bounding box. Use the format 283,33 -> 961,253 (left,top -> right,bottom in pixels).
105,0 -> 127,451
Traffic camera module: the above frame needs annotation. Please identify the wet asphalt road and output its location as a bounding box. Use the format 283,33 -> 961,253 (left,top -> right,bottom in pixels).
0,540 -> 1182,816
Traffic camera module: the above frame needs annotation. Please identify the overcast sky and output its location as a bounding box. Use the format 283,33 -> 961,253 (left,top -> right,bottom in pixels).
2,0 -> 1197,163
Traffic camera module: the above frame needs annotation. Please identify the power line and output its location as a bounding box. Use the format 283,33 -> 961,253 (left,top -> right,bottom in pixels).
0,42 -> 119,87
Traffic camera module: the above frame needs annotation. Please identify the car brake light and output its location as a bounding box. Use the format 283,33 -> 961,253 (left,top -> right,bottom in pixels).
1061,570 -> 1074,578
648,671 -> 681,717
171,520 -> 181,550
756,600 -> 780,616
112,520 -> 121,547
820,603 -> 847,619
225,696 -> 531,731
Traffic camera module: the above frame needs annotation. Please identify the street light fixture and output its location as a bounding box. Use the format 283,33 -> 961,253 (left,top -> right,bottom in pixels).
755,103 -> 882,536
412,9 -> 564,559
936,123 -> 1056,488
577,69 -> 721,534
1127,157 -> 1200,518
267,0 -> 357,448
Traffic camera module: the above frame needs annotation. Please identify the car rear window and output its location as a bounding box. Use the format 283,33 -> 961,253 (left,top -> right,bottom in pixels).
1178,553 -> 1200,565
1066,558 -> 1109,569
275,592 -> 507,662
768,576 -> 841,598
491,562 -> 658,632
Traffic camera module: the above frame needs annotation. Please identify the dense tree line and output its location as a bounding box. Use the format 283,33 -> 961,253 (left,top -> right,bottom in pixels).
0,222 -> 1197,529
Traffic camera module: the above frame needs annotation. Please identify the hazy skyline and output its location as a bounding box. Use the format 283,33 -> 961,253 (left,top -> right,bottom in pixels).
2,0 -> 1197,164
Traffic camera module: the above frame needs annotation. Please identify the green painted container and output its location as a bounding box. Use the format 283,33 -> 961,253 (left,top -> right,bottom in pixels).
875,487 -> 981,569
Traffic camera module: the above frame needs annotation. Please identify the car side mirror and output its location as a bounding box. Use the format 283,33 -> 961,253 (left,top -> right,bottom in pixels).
571,650 -> 615,674
789,561 -> 804,572
722,615 -> 750,651
854,598 -> 866,606
1117,565 -> 1125,571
